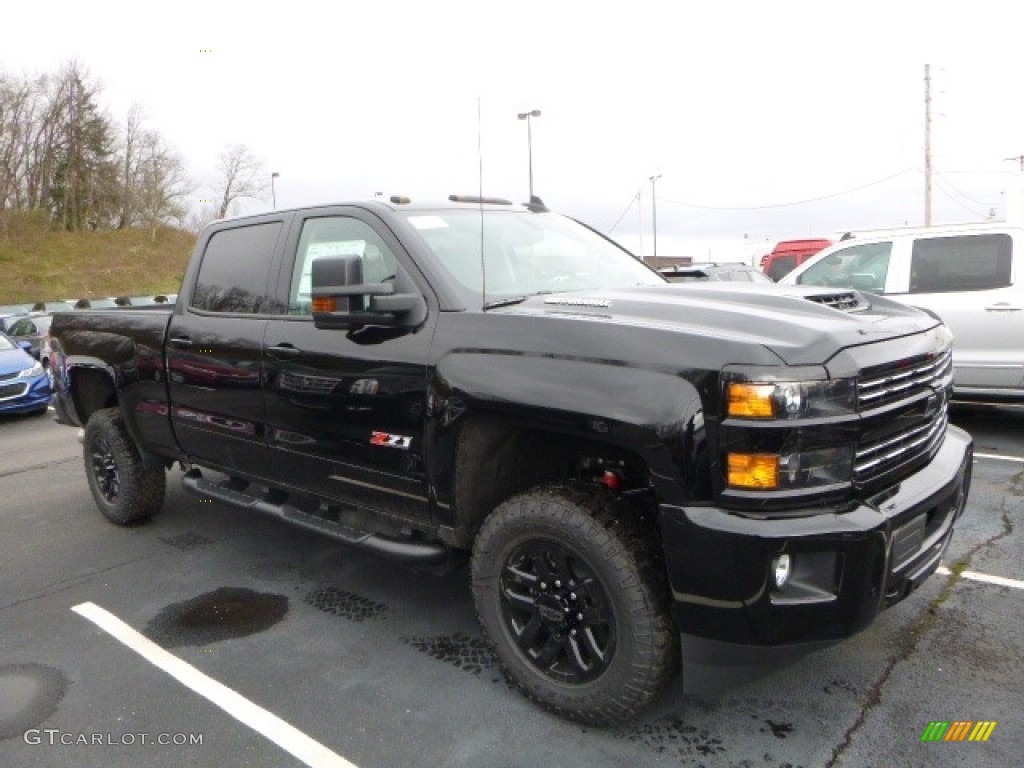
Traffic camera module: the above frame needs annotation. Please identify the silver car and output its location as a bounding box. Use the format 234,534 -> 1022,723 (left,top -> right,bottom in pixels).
781,223 -> 1024,401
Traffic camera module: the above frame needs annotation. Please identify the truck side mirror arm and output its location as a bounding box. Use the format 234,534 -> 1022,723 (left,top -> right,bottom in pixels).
311,254 -> 423,330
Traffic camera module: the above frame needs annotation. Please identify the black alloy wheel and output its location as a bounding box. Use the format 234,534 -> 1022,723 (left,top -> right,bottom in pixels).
499,539 -> 615,684
90,433 -> 120,504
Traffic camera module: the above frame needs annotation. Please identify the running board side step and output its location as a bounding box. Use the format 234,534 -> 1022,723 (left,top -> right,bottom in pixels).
181,469 -> 448,564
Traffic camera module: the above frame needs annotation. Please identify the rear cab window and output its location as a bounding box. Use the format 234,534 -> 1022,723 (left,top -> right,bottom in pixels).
191,222 -> 284,314
909,234 -> 1012,294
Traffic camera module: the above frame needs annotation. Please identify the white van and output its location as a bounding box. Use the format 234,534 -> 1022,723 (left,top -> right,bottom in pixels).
780,223 -> 1024,401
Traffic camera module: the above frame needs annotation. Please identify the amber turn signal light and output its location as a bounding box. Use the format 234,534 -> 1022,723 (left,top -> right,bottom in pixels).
312,297 -> 336,313
727,383 -> 776,418
727,453 -> 779,489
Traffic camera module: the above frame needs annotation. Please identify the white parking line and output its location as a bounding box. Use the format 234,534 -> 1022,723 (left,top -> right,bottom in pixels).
72,602 -> 357,768
974,452 -> 1024,464
937,566 -> 1024,591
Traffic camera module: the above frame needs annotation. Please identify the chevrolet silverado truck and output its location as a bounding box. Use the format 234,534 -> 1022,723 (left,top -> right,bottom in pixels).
50,196 -> 973,723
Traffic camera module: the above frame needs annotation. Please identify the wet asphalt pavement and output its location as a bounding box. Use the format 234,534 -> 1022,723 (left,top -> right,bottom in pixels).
0,404 -> 1021,767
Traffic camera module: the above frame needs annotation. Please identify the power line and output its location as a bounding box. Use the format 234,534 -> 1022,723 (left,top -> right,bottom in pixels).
658,169 -> 916,212
607,191 -> 638,234
933,172 -> 996,209
932,176 -> 988,218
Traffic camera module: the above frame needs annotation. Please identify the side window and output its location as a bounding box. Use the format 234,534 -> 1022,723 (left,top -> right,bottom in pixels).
192,222 -> 282,314
9,319 -> 34,336
766,255 -> 795,281
909,234 -> 1012,293
797,242 -> 892,292
288,217 -> 398,315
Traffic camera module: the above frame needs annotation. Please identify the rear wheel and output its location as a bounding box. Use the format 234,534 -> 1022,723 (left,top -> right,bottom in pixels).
83,408 -> 166,524
471,481 -> 677,724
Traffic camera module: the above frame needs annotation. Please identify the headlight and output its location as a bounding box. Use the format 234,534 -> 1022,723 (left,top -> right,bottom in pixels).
17,361 -> 45,379
727,379 -> 855,419
727,445 -> 853,490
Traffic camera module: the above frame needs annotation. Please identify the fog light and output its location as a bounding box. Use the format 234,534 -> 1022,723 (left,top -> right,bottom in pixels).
772,554 -> 792,589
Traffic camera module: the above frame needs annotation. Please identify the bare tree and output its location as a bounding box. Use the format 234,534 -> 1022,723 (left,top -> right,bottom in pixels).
136,130 -> 190,237
114,103 -> 144,229
114,103 -> 190,234
214,143 -> 267,219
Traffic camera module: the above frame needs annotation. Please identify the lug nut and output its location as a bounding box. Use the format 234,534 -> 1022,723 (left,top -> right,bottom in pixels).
569,592 -> 577,600
570,629 -> 577,636
555,580 -> 562,588
540,582 -> 547,590
576,612 -> 583,620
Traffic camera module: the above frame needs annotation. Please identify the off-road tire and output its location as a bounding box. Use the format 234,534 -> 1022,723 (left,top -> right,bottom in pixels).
83,407 -> 166,525
471,481 -> 678,724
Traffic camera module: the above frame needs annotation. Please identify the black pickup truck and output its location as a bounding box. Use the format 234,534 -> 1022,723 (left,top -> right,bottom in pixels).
50,196 -> 973,723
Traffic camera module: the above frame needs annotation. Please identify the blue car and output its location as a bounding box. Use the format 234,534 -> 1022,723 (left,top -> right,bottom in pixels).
0,332 -> 52,416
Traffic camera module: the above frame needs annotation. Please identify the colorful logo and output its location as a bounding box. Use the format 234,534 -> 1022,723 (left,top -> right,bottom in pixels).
921,721 -> 997,742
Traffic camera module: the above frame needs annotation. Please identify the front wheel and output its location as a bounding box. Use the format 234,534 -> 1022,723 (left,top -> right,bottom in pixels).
83,407 -> 166,525
471,482 -> 677,724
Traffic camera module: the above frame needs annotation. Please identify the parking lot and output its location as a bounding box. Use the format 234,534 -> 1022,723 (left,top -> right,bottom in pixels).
1,404 -> 1021,767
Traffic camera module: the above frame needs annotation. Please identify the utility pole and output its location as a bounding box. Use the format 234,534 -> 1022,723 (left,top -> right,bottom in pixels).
924,63 -> 932,227
517,109 -> 541,199
649,174 -> 662,259
637,187 -> 645,259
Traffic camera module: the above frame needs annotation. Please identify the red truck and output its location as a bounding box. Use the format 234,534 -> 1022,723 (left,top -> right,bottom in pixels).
760,238 -> 833,281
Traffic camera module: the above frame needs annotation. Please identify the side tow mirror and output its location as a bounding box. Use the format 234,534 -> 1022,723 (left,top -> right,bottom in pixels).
311,254 -> 421,330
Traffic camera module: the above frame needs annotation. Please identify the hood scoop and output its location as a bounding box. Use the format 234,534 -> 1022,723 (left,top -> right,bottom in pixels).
803,290 -> 869,312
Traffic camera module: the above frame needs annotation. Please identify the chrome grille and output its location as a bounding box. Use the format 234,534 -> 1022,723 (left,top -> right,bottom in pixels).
805,291 -> 867,311
0,382 -> 29,401
855,409 -> 948,480
858,348 -> 953,410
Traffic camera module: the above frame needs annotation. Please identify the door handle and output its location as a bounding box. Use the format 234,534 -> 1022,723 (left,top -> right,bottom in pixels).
169,336 -> 193,348
266,344 -> 301,358
984,303 -> 1022,312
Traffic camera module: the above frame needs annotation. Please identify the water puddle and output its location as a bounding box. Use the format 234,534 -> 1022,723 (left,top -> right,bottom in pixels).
0,663 -> 68,740
145,587 -> 288,647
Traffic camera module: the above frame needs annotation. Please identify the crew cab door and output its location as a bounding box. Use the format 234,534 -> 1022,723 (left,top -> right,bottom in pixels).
899,232 -> 1024,392
262,208 -> 436,522
166,216 -> 288,476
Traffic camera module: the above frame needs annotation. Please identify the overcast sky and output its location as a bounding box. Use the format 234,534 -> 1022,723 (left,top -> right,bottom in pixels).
5,1 -> 1022,259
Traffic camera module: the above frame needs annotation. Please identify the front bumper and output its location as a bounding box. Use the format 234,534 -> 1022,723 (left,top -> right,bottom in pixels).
0,373 -> 52,414
660,425 -> 973,646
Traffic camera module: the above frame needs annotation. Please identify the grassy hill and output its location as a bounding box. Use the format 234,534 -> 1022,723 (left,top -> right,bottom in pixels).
0,211 -> 197,305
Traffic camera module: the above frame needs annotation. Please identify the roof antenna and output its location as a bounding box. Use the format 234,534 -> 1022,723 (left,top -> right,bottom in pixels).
477,96 -> 487,309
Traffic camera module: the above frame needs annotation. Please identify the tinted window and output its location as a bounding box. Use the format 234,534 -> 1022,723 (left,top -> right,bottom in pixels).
797,242 -> 892,293
288,217 -> 399,315
8,319 -> 36,335
909,234 -> 1012,293
192,222 -> 282,314
766,255 -> 796,281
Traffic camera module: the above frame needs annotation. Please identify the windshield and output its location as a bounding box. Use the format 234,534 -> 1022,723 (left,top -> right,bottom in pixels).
401,209 -> 664,305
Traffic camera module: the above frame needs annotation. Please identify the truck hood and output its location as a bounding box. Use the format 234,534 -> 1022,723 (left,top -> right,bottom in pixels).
498,282 -> 942,366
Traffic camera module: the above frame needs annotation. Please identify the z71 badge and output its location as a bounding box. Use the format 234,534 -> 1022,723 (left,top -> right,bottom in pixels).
370,431 -> 413,449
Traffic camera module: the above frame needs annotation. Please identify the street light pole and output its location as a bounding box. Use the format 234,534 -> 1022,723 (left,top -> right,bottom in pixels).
271,172 -> 280,210
517,109 -> 541,199
649,174 -> 662,259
